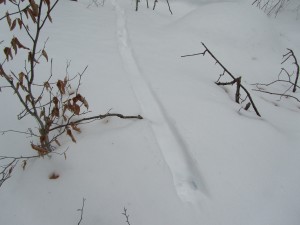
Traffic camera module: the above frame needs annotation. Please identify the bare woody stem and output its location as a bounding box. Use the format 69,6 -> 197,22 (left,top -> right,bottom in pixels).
286,49 -> 299,93
49,113 -> 143,132
182,42 -> 261,117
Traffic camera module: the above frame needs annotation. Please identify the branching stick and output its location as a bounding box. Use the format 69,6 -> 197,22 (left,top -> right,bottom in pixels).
182,42 -> 261,117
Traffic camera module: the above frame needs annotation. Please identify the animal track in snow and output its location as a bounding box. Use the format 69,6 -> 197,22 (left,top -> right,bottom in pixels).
110,0 -> 208,204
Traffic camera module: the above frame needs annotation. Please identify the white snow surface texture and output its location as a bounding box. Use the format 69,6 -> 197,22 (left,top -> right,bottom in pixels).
0,0 -> 300,225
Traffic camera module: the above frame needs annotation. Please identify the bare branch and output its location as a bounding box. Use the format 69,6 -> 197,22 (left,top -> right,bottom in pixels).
122,207 -> 131,225
182,42 -> 261,117
0,154 -> 40,188
49,113 -> 143,132
77,198 -> 86,225
252,89 -> 300,102
0,128 -> 38,137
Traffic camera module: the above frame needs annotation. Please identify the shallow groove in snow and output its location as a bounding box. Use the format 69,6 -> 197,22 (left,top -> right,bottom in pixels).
111,0 -> 208,204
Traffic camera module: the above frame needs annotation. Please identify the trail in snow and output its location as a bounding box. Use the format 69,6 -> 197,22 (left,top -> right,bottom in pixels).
110,0 -> 208,204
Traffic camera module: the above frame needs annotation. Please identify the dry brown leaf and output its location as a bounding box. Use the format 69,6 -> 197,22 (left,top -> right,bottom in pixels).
17,18 -> 22,29
6,11 -> 11,27
42,49 -> 48,62
4,47 -> 13,61
11,38 -> 17,54
19,72 -> 25,85
49,172 -> 59,179
53,96 -> 59,107
44,81 -> 50,91
57,80 -> 65,95
29,0 -> 39,16
51,107 -> 59,118
10,19 -> 16,31
27,8 -> 37,23
70,122 -> 81,133
44,0 -> 50,10
31,143 -> 48,155
14,37 -> 30,50
82,98 -> 89,109
73,104 -> 80,115
66,129 -> 76,143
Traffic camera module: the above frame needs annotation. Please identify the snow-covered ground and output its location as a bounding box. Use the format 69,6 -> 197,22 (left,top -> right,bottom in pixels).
1,0 -> 300,224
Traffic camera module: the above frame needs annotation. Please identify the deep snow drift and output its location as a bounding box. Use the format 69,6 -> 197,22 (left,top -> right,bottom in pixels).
0,0 -> 300,225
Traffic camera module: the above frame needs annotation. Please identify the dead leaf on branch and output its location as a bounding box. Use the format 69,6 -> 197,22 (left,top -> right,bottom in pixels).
42,49 -> 48,62
17,18 -> 22,29
70,122 -> 81,133
31,143 -> 48,155
51,107 -> 59,118
66,129 -> 76,143
57,80 -> 66,95
44,81 -> 51,91
24,8 -> 29,19
6,11 -> 11,27
4,47 -> 13,61
18,72 -> 26,86
27,8 -> 37,23
10,19 -> 16,31
12,37 -> 30,51
43,0 -> 51,11
73,94 -> 89,109
53,96 -> 59,107
29,0 -> 39,17
74,103 -> 80,115
28,52 -> 39,63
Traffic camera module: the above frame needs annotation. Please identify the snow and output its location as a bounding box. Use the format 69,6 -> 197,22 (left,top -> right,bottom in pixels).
1,0 -> 300,225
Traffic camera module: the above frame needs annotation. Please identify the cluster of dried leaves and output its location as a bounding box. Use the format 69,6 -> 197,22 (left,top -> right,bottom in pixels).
0,0 -> 142,189
1,0 -> 90,155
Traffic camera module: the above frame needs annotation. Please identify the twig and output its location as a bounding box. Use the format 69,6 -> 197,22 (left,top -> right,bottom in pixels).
0,129 -> 38,137
77,198 -> 86,225
49,113 -> 143,132
166,0 -> 173,15
252,89 -> 300,102
122,207 -> 131,225
284,48 -> 300,92
182,42 -> 261,117
0,154 -> 40,188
